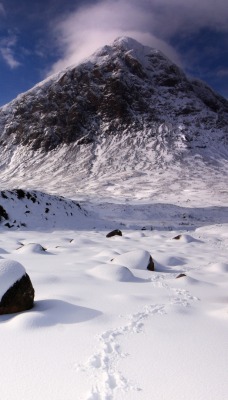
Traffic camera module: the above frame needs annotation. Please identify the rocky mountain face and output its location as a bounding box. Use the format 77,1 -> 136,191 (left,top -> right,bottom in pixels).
0,37 -> 227,203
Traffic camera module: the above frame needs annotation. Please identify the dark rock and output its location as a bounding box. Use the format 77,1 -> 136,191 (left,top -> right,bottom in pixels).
0,273 -> 35,315
15,189 -> 25,199
176,273 -> 186,279
106,229 -> 123,238
173,234 -> 182,240
0,204 -> 9,221
4,222 -> 14,228
147,255 -> 155,271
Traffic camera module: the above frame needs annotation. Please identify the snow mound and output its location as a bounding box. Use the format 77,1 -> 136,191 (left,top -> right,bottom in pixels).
172,234 -> 201,243
0,248 -> 8,254
88,264 -> 136,282
164,256 -> 186,267
208,263 -> 228,273
17,243 -> 46,254
208,306 -> 228,320
174,275 -> 213,287
0,259 -> 26,300
93,250 -> 121,261
111,250 -> 152,270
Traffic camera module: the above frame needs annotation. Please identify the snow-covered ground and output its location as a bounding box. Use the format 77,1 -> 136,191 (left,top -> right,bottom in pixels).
0,187 -> 227,400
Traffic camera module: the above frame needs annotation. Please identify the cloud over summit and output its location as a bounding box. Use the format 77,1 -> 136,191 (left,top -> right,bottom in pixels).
47,0 -> 228,76
47,0 -> 179,75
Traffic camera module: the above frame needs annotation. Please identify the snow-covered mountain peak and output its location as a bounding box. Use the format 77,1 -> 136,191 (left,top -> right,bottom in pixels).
0,37 -> 227,203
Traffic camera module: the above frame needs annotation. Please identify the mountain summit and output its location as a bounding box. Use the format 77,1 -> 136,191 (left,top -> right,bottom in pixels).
0,37 -> 227,202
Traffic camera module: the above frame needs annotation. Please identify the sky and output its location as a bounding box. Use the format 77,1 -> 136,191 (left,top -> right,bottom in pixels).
0,0 -> 227,106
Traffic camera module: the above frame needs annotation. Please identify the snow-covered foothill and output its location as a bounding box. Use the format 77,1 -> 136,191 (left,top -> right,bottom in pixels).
0,189 -> 90,230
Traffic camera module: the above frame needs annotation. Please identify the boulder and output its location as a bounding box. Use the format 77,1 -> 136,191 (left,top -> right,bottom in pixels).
176,273 -> 187,279
106,229 -> 122,238
173,234 -> 182,240
0,259 -> 35,315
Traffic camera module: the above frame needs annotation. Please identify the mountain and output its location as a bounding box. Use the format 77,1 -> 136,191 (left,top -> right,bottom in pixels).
0,37 -> 227,204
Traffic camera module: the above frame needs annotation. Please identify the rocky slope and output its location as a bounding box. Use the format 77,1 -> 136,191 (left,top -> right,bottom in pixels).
0,37 -> 227,203
0,189 -> 89,229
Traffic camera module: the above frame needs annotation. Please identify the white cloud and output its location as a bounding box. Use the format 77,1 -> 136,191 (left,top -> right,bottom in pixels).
47,0 -> 181,75
0,3 -> 5,16
146,0 -> 228,36
217,68 -> 228,77
0,36 -> 21,69
47,0 -> 228,76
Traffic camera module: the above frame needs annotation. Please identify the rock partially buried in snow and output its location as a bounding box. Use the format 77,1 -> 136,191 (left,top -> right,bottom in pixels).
176,273 -> 187,279
111,250 -> 154,271
106,229 -> 123,238
17,243 -> 46,253
173,235 -> 182,240
89,264 -> 136,282
172,234 -> 202,243
0,259 -> 34,315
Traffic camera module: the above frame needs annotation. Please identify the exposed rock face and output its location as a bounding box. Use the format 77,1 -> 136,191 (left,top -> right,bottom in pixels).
0,259 -> 35,315
0,36 -> 227,153
0,274 -> 35,315
106,229 -> 123,238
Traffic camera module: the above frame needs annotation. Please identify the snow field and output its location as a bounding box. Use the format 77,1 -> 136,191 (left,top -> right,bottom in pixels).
0,221 -> 227,400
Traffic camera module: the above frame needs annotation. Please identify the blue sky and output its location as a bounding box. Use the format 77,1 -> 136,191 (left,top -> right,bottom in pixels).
0,0 -> 227,106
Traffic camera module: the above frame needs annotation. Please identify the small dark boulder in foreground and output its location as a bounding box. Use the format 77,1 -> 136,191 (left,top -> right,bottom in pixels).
106,229 -> 122,238
0,259 -> 35,315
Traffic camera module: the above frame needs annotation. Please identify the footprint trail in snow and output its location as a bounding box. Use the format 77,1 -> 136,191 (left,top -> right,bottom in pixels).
77,281 -> 199,400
